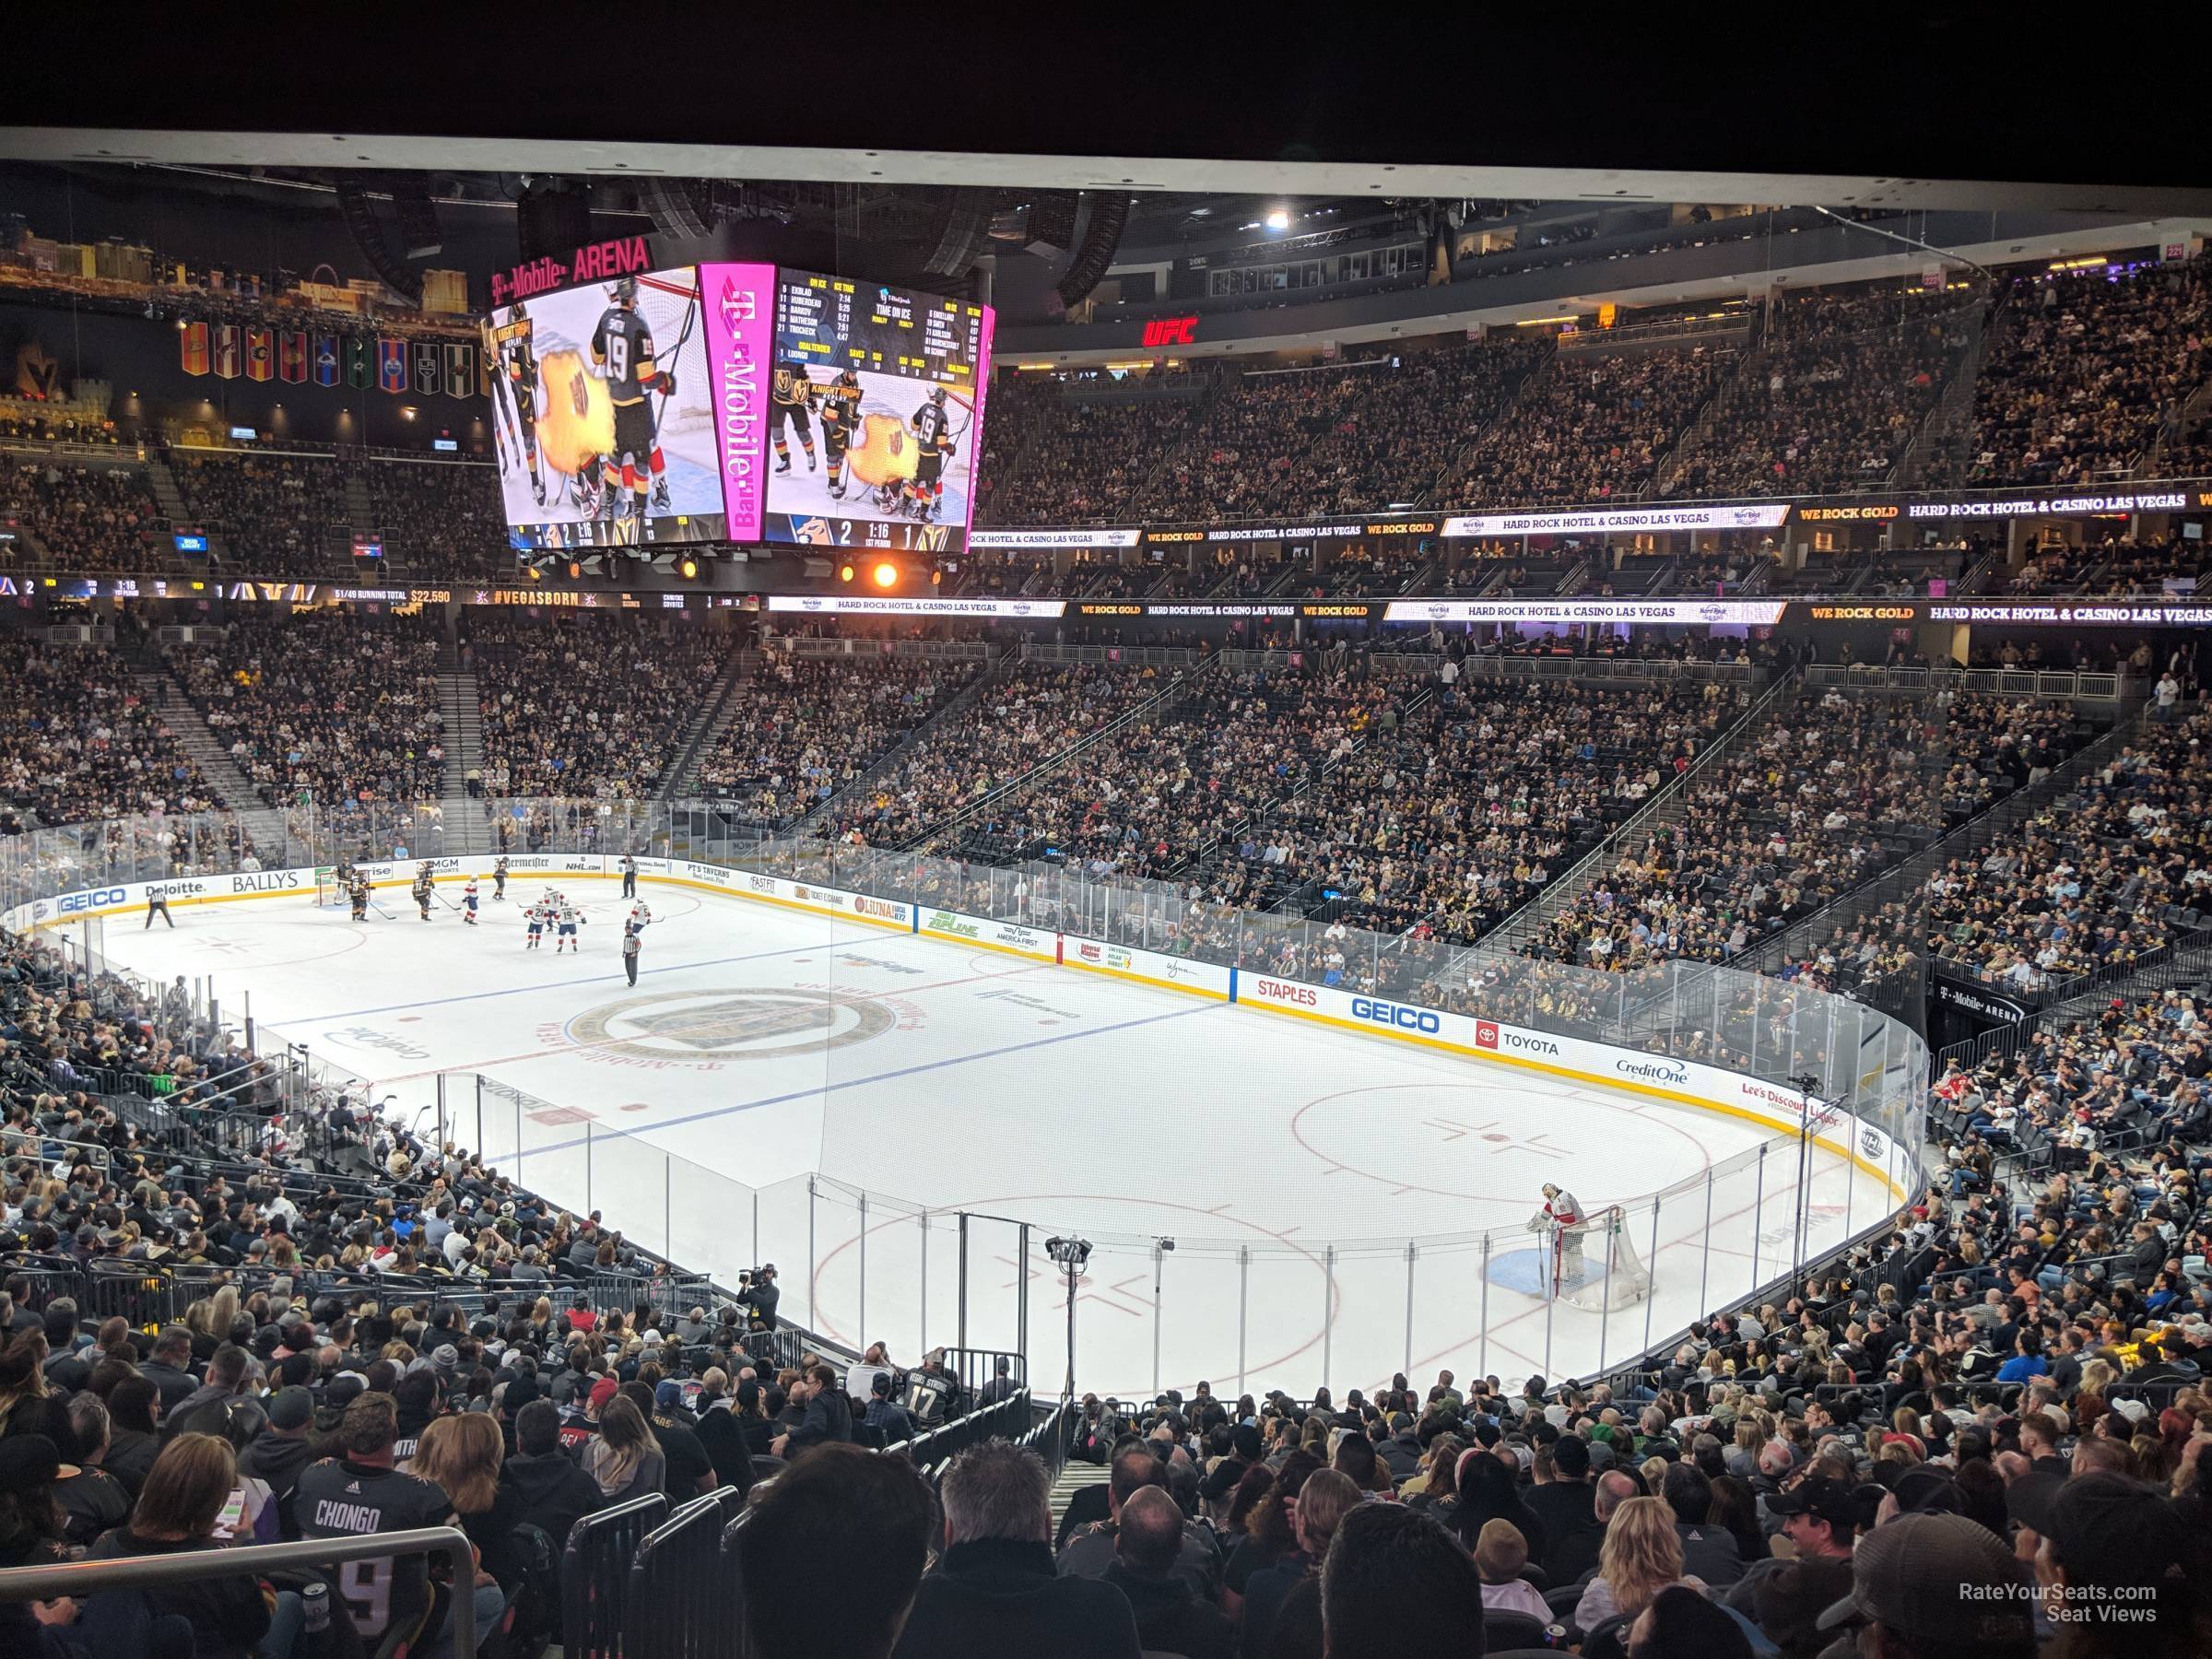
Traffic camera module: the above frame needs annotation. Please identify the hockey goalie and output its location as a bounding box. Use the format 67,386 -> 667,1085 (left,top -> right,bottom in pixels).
1526,1182 -> 1587,1293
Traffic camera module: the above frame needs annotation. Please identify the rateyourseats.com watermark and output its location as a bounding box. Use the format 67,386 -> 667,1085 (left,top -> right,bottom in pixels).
1962,1583 -> 2163,1623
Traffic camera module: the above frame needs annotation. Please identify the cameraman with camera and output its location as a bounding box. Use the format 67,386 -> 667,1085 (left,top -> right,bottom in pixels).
737,1264 -> 781,1330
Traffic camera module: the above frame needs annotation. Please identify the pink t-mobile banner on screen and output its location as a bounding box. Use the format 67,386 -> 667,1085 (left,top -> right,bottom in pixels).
963,305 -> 995,535
699,262 -> 776,543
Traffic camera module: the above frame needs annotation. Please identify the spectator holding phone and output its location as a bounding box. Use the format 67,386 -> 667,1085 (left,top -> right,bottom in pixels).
86,1431 -> 283,1659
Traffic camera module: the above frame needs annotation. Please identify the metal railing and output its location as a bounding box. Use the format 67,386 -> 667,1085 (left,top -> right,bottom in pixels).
0,1526 -> 477,1659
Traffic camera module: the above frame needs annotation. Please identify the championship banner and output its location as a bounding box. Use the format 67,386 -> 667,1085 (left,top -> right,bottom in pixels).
443,341 -> 474,399
179,321 -> 209,377
313,335 -> 342,388
412,341 -> 441,396
278,331 -> 308,384
244,328 -> 274,382
344,337 -> 373,391
376,338 -> 409,394
211,324 -> 242,381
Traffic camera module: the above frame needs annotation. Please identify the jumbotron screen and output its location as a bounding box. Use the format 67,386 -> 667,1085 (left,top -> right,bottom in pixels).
759,269 -> 994,552
485,265 -> 726,549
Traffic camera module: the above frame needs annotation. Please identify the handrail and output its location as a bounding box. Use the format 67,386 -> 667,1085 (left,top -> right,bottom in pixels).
0,1524 -> 477,1659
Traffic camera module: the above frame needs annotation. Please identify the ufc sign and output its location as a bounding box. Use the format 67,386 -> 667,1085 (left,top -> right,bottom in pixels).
1140,315 -> 1198,348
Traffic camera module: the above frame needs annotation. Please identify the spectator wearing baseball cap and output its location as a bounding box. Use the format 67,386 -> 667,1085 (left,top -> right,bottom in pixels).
1816,1511 -> 2036,1659
1727,1475 -> 1855,1614
237,1385 -> 317,1527
2034,1471 -> 2212,1659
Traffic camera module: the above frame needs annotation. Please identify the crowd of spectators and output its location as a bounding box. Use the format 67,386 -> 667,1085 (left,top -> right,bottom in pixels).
1139,344 -> 1541,524
167,616 -> 445,809
975,375 -> 1206,525
169,452 -> 351,575
1931,258 -> 2212,490
695,653 -> 982,826
938,666 -> 1392,877
1924,706 -> 2212,994
0,638 -> 218,828
823,662 -> 1182,848
464,613 -> 722,802
362,461 -> 509,580
0,454 -> 160,574
1665,289 -> 1971,499
1536,688 -> 2088,976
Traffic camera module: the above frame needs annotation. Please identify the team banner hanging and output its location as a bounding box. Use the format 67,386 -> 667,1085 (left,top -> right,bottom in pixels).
179,321 -> 209,377
344,337 -> 373,391
376,338 -> 408,394
211,324 -> 242,380
443,342 -> 474,399
412,341 -> 441,396
278,331 -> 308,384
312,335 -> 341,388
244,328 -> 274,382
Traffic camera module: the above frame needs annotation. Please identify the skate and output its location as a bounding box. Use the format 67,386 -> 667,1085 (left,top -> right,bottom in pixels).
532,473 -> 546,506
774,455 -> 791,475
652,476 -> 671,512
806,451 -> 818,473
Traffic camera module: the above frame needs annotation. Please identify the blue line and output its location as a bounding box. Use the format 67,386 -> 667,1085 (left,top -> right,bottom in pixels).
510,1001 -> 1214,1162
297,929 -> 897,1021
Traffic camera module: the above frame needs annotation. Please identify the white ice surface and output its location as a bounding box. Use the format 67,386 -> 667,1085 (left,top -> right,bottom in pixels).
106,884 -> 1886,1399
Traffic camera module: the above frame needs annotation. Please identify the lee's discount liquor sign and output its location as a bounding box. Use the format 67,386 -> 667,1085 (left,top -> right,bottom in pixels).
489,236 -> 657,306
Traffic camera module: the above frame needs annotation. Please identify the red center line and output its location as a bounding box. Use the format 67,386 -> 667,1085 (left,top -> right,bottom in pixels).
368,959 -> 1045,1085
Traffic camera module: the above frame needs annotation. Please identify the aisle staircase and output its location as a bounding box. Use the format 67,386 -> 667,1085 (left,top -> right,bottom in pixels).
657,651 -> 756,800
435,636 -> 490,855
129,668 -> 292,858
1051,1459 -> 1108,1533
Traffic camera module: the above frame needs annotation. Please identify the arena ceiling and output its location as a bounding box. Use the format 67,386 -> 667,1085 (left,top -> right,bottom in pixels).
3,15 -> 2207,218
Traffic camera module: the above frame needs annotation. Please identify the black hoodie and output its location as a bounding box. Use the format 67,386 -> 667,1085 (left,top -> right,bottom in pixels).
893,1538 -> 1139,1659
503,1448 -> 605,1550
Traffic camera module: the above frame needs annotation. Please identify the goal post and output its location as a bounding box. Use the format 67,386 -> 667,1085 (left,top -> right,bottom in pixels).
314,866 -> 344,908
1562,1206 -> 1652,1312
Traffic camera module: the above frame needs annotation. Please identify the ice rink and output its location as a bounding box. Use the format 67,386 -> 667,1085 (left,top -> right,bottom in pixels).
104,880 -> 1886,1398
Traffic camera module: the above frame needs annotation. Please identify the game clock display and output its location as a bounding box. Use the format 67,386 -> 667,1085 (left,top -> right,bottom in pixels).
759,269 -> 994,552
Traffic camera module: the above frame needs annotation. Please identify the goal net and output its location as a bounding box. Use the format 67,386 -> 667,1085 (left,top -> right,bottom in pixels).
632,273 -> 709,442
314,867 -> 344,908
1563,1206 -> 1652,1312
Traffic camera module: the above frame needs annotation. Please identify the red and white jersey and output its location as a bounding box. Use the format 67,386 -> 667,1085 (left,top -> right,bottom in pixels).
1543,1191 -> 1583,1229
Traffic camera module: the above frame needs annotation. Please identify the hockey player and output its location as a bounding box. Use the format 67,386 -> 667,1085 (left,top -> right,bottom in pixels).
413,865 -> 435,922
626,902 -> 653,935
524,900 -> 547,949
348,875 -> 371,923
462,877 -> 480,925
771,359 -> 818,475
1536,1182 -> 1585,1289
590,276 -> 677,533
818,367 -> 862,501
555,901 -> 584,954
494,299 -> 546,505
492,856 -> 509,901
619,853 -> 638,898
906,385 -> 956,521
